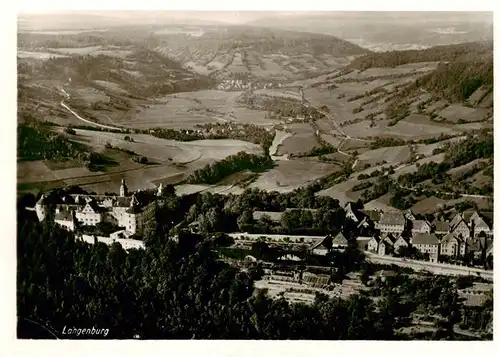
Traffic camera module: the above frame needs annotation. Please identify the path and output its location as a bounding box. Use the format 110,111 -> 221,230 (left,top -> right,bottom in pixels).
302,94 -> 371,143
302,98 -> 351,139
59,88 -> 125,132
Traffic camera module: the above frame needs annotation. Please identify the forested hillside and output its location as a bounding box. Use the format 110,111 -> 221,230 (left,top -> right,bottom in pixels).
348,41 -> 492,70
17,217 -> 395,340
411,59 -> 493,103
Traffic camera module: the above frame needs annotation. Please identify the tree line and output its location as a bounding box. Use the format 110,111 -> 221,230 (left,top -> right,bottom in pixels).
185,152 -> 274,185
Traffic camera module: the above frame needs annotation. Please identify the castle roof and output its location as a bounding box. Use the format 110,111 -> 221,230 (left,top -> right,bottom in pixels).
126,206 -> 143,214
54,209 -> 74,222
69,194 -> 138,208
130,194 -> 139,207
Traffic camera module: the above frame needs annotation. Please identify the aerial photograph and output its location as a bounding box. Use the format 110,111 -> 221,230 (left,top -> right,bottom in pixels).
16,10 -> 493,340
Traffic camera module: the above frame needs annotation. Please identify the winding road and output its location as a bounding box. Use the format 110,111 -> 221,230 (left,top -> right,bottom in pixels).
60,88 -> 125,132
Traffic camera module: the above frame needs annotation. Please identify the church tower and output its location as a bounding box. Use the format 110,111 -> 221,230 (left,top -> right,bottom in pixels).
120,178 -> 128,197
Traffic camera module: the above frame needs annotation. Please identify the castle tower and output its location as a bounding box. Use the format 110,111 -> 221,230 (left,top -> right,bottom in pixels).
130,194 -> 139,207
157,183 -> 163,197
120,178 -> 128,197
35,194 -> 47,222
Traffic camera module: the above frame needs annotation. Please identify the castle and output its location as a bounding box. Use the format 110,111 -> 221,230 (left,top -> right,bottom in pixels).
35,179 -> 163,236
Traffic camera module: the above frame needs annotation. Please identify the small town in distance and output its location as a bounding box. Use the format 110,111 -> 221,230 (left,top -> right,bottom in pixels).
17,11 -> 493,340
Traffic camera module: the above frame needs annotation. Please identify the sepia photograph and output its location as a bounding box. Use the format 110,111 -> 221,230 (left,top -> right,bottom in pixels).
14,3 -> 494,343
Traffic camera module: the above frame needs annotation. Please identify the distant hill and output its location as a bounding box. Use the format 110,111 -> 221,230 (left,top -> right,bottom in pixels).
246,12 -> 493,52
155,25 -> 369,80
347,41 -> 493,70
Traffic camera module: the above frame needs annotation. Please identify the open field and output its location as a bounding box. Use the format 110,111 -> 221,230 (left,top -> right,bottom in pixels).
250,159 -> 342,192
70,86 -> 111,104
253,88 -> 302,101
316,179 -> 363,206
363,193 -> 395,212
114,90 -> 277,129
17,51 -> 69,60
358,145 -> 411,165
19,28 -> 108,36
342,118 -> 461,139
437,104 -> 491,123
277,134 -> 318,156
269,130 -> 293,156
447,159 -> 488,179
72,129 -> 262,162
47,46 -> 135,58
17,128 -> 262,195
414,136 -> 465,157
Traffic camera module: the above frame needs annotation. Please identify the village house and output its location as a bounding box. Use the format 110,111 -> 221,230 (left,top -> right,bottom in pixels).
356,236 -> 372,251
411,220 -> 432,235
469,211 -> 493,237
403,209 -> 416,221
433,220 -> 450,235
367,236 -> 380,253
378,234 -> 396,255
344,203 -> 365,223
331,232 -> 349,248
412,233 -> 440,262
450,217 -> 472,241
440,233 -> 463,258
466,235 -> 493,260
378,211 -> 406,234
309,236 -> 331,256
393,235 -> 410,254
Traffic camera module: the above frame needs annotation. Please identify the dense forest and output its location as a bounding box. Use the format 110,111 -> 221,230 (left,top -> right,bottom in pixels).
18,122 -> 88,162
17,215 -> 396,340
18,121 -> 117,171
185,152 -> 274,185
411,59 -> 493,103
383,57 -> 493,123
